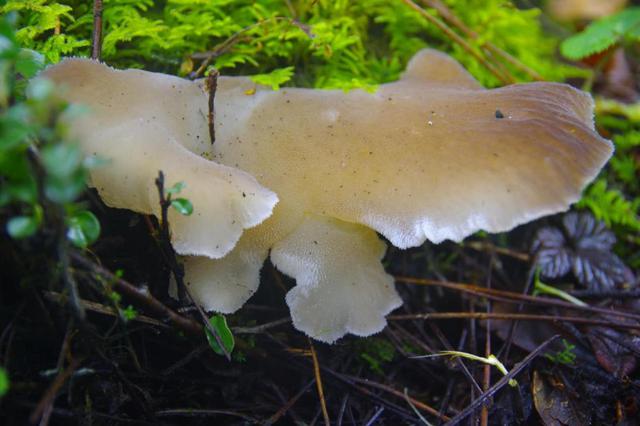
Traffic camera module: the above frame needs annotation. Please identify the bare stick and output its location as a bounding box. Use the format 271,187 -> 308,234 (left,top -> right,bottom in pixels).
309,339 -> 331,426
419,0 -> 544,81
395,276 -> 640,322
70,251 -> 203,336
389,312 -> 640,331
206,70 -> 220,146
91,0 -> 103,60
402,0 -> 513,84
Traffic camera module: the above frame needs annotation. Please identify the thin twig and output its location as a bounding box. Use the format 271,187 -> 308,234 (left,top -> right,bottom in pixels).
265,334 -> 428,421
43,291 -> 169,328
395,276 -> 640,322
206,69 -> 220,146
30,358 -> 81,425
337,394 -> 350,426
481,256 -> 494,426
265,379 -> 316,425
419,0 -> 543,81
404,388 -> 433,425
444,335 -> 559,425
364,407 -> 385,426
342,374 -> 450,421
155,409 -> 258,421
389,312 -> 640,331
464,241 -> 530,262
308,339 -> 330,426
499,262 -> 538,360
232,317 -> 291,334
91,0 -> 103,60
70,251 -> 202,336
402,0 -> 513,84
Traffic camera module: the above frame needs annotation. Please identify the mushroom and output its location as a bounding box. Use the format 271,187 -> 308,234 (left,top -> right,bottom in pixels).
42,59 -> 278,258
45,49 -> 613,342
548,0 -> 627,22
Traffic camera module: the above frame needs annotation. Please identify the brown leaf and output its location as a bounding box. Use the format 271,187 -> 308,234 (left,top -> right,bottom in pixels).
532,370 -> 590,426
587,326 -> 640,378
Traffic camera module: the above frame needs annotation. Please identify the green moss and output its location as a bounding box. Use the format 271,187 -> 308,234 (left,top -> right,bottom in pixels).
4,0 -> 581,88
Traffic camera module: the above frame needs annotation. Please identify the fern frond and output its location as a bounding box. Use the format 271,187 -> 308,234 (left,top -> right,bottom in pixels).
578,179 -> 640,231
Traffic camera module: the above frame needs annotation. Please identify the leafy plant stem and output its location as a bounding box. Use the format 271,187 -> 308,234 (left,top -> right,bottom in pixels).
533,280 -> 588,307
414,351 -> 518,387
154,171 -> 231,360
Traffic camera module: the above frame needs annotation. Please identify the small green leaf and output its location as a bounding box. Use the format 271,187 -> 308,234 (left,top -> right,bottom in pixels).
41,144 -> 82,178
15,48 -> 44,78
67,210 -> 100,248
44,174 -> 85,203
109,291 -> 122,303
0,367 -> 9,397
250,67 -> 295,90
7,215 -> 38,239
166,181 -> 186,195
7,180 -> 37,204
121,305 -> 137,321
561,8 -> 640,60
0,105 -> 31,149
171,198 -> 193,216
205,314 -> 235,356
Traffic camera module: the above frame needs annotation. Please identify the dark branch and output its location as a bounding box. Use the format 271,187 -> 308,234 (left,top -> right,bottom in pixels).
206,69 -> 220,146
91,0 -> 103,60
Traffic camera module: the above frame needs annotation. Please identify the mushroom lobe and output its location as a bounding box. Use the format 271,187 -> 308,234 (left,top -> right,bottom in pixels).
41,59 -> 278,259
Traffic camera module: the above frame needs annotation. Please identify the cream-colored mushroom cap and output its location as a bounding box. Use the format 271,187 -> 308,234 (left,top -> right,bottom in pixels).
41,59 -> 278,258
212,49 -> 613,249
42,50 -> 613,344
183,48 -> 613,343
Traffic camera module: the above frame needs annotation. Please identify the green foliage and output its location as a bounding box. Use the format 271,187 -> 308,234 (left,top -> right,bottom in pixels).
165,180 -> 193,216
355,337 -> 395,374
545,339 -> 577,365
121,305 -> 137,321
170,198 -> 193,216
7,214 -> 40,239
205,314 -> 235,357
578,179 -> 640,232
561,8 -> 640,61
250,66 -> 295,90
0,367 -> 9,397
2,0 -> 89,63
4,0 -> 578,89
66,210 -> 101,248
0,11 -> 99,248
166,180 -> 186,195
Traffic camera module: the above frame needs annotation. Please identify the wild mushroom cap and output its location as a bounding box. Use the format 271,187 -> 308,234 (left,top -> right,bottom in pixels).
43,50 -> 613,343
211,49 -> 613,249
41,59 -> 278,258
183,48 -> 612,342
